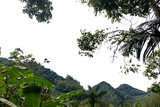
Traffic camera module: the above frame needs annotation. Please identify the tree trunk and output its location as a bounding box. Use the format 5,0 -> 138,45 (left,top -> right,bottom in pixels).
91,98 -> 95,107
149,0 -> 160,20
91,103 -> 94,107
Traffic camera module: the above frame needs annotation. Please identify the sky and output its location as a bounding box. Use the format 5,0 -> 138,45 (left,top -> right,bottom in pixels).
0,0 -> 156,91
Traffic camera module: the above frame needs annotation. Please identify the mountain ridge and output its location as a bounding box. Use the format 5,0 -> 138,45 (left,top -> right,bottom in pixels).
0,57 -> 153,106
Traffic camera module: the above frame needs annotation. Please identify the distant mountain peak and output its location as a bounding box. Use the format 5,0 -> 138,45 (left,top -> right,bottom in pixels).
95,81 -> 113,89
99,81 -> 109,85
116,84 -> 145,96
117,84 -> 134,89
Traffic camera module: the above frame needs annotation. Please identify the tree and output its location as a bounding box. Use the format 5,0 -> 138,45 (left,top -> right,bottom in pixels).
78,0 -> 160,61
20,0 -> 53,23
81,85 -> 108,107
78,0 -> 160,90
143,93 -> 160,107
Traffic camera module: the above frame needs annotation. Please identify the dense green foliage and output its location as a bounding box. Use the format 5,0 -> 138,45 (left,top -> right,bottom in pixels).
55,78 -> 83,93
0,49 -> 53,106
20,0 -> 53,23
0,49 -> 83,107
143,93 -> 160,107
93,81 -> 124,105
78,0 -> 160,61
1,51 -> 159,107
80,85 -> 108,107
81,0 -> 150,22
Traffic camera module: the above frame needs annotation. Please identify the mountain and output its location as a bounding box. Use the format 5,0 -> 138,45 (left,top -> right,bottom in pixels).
93,81 -> 151,106
0,57 -> 155,106
116,84 -> 146,96
93,81 -> 124,105
0,57 -> 83,95
116,84 -> 147,103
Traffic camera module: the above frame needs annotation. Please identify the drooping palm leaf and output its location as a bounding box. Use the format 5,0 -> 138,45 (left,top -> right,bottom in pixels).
143,36 -> 159,61
119,19 -> 160,61
136,19 -> 160,61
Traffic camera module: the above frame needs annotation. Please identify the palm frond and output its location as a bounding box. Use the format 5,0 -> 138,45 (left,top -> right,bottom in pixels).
135,36 -> 148,60
137,19 -> 159,29
119,19 -> 160,61
143,36 -> 160,61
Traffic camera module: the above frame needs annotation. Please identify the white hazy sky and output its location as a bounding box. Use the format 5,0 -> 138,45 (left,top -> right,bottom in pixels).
0,0 -> 156,91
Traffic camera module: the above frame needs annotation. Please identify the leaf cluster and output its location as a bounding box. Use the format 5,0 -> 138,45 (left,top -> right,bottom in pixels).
20,0 -> 53,23
77,29 -> 106,57
81,0 -> 151,22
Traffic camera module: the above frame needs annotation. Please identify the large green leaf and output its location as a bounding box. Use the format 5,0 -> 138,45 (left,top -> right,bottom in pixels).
21,76 -> 53,89
23,84 -> 41,107
2,66 -> 34,80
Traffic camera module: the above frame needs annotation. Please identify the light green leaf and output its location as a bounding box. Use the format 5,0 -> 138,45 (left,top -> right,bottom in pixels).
2,66 -> 34,80
21,76 -> 53,89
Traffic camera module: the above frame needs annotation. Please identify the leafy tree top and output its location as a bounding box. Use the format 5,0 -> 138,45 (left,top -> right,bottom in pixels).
20,0 -> 53,23
78,0 -> 160,91
81,0 -> 151,22
78,0 -> 160,62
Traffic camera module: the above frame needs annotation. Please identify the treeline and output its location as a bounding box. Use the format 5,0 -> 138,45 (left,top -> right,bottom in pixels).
1,49 -> 160,107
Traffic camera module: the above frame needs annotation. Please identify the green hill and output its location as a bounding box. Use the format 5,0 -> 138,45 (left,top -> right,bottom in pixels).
0,57 -> 156,106
93,82 -> 152,106
93,81 -> 124,106
116,84 -> 147,103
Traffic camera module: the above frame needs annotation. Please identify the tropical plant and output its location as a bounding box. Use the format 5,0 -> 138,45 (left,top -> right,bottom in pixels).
0,49 -> 83,107
0,49 -> 54,107
80,85 -> 108,107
